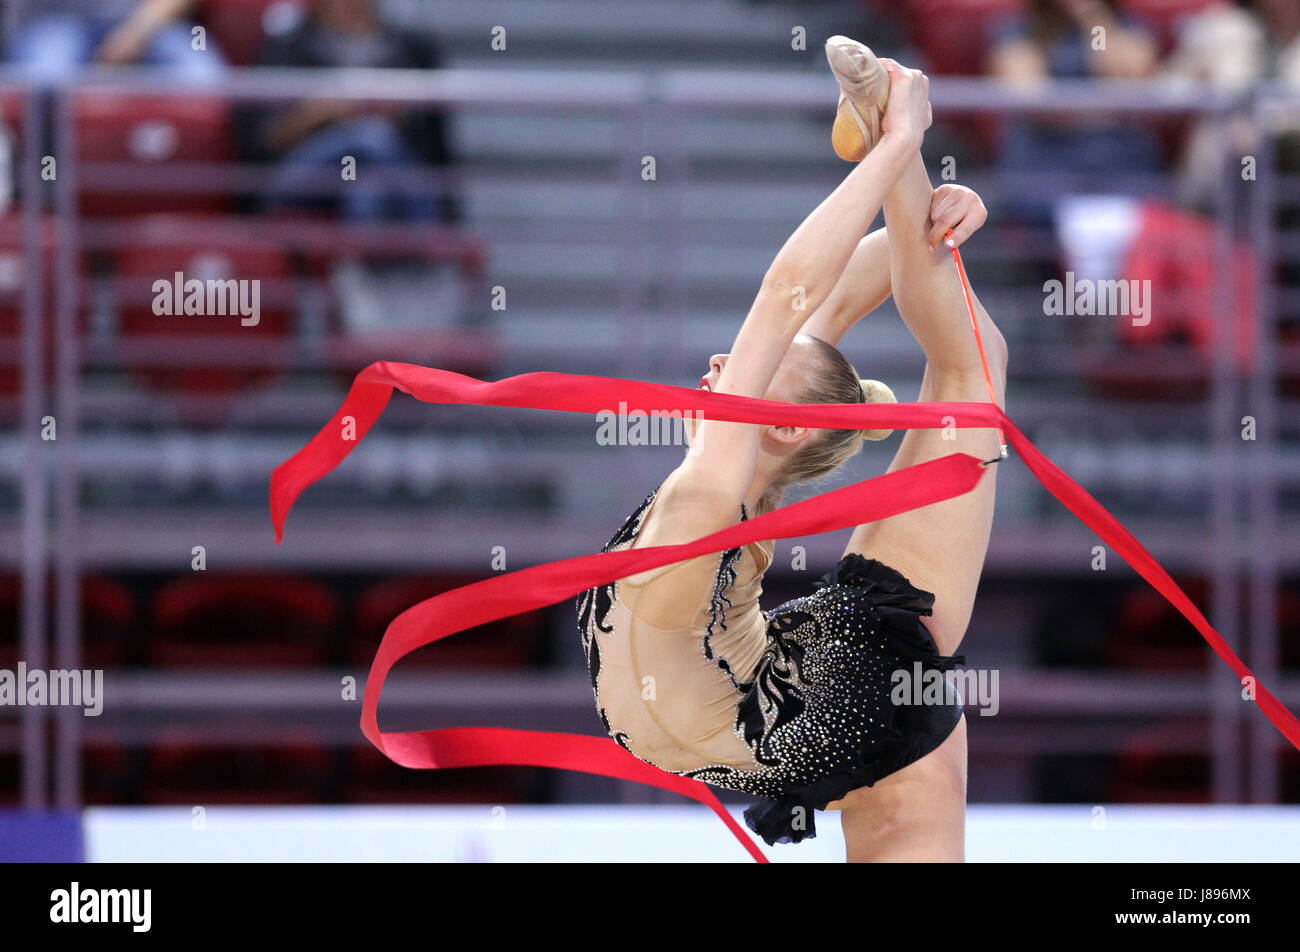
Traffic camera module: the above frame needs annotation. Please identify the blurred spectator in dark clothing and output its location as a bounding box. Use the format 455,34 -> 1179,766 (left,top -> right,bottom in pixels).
250,0 -> 459,225
988,0 -> 1162,225
3,0 -> 224,81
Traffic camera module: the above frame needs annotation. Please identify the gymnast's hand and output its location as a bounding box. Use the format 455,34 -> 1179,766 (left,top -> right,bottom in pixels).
927,183 -> 987,251
878,58 -> 932,147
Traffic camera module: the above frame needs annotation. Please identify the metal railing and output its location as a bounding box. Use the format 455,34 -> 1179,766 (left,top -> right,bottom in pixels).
0,68 -> 1294,809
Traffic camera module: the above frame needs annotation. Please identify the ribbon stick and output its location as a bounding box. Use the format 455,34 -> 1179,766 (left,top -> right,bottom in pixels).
947,228 -> 1007,457
271,362 -> 1300,861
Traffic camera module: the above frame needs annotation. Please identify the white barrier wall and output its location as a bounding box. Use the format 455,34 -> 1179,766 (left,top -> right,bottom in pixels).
83,805 -> 1300,863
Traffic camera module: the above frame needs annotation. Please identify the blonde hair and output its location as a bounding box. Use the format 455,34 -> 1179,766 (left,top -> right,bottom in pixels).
758,335 -> 895,512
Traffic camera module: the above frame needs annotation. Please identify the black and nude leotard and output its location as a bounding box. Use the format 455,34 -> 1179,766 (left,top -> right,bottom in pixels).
578,486 -> 965,845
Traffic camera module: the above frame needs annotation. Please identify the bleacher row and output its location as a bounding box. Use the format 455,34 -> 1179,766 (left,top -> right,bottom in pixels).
1,0 -> 1292,809
3,569 -> 1296,673
196,0 -> 1226,71
0,572 -> 543,668
1,744 -> 536,807
897,0 -> 1221,73
0,86 -> 488,403
0,0 -> 1258,408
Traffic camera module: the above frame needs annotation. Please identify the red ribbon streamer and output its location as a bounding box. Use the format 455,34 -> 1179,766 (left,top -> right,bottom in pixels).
271,361 -> 1300,862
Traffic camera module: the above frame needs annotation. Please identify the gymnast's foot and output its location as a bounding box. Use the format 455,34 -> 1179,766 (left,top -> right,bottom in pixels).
825,35 -> 891,162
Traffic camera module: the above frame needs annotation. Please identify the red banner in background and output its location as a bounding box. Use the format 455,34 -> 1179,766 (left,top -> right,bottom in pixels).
271,362 -> 1300,861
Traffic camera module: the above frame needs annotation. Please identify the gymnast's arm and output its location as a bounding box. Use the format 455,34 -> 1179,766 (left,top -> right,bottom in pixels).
799,185 -> 991,348
798,228 -> 892,347
622,135 -> 920,627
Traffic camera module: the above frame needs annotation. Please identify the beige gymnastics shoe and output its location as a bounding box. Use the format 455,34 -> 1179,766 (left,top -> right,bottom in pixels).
825,35 -> 891,162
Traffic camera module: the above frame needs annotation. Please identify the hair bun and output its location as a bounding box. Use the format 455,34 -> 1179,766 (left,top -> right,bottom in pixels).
858,378 -> 896,441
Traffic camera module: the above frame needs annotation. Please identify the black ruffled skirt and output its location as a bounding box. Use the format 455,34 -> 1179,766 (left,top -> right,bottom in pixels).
684,554 -> 966,847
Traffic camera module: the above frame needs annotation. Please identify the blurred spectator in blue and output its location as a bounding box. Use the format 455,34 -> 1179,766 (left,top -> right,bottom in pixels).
250,0 -> 459,226
988,0 -> 1162,225
3,0 -> 224,81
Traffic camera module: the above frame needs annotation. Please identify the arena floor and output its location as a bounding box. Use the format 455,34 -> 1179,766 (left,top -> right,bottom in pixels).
77,804 -> 1300,862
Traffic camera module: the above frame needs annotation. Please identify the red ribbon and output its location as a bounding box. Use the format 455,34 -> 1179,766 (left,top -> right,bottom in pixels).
271,362 -> 1300,862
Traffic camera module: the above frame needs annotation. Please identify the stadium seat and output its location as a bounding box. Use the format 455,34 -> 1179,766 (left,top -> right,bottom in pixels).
0,215 -> 29,398
0,214 -> 62,401
144,573 -> 337,667
1282,746 -> 1300,802
1285,586 -> 1300,672
141,732 -> 330,804
903,0 -> 1025,76
0,89 -> 25,166
1118,0 -> 1220,54
1110,720 -> 1211,802
199,0 -> 313,66
1081,200 -> 1257,399
342,747 -> 529,805
352,574 -> 540,668
1107,579 -> 1300,674
901,0 -> 1024,154
112,215 -> 293,396
0,753 -> 17,806
74,93 -> 232,217
0,573 -> 137,669
82,744 -> 133,805
1105,577 -> 1210,672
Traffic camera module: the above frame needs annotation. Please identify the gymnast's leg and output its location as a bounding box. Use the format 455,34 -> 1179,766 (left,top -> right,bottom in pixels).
845,148 -> 1007,659
829,120 -> 1007,863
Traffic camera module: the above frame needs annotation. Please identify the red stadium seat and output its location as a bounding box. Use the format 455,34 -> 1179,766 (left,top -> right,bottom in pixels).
343,747 -> 529,805
1105,577 -> 1210,672
1285,587 -> 1300,672
141,732 -> 330,804
1110,719 -> 1210,802
82,744 -> 133,805
0,574 -> 16,670
0,573 -> 136,669
1079,201 -> 1257,400
199,0 -> 314,66
0,753 -> 17,806
901,0 -> 1024,155
74,93 -> 232,217
112,215 -> 292,396
0,216 -> 30,398
145,573 -> 337,667
0,89 -> 25,161
1282,747 -> 1300,803
352,574 -> 540,668
1118,0 -> 1219,54
0,215 -> 62,401
904,0 -> 1025,76
1107,579 -> 1300,674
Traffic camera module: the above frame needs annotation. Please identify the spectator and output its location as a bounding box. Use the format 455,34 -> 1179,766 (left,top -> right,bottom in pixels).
250,0 -> 459,226
3,0 -> 224,82
988,0 -> 1162,225
1159,1 -> 1265,213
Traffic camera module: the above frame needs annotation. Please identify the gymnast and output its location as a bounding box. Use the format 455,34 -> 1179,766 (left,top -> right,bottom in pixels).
577,37 -> 1007,861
